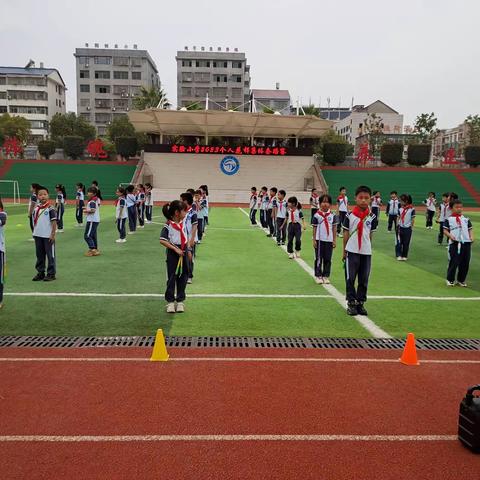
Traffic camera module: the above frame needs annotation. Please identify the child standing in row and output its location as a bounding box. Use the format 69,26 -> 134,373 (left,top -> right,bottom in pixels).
0,197 -> 6,308
444,199 -> 474,287
84,187 -> 100,256
75,183 -> 85,227
194,190 -> 205,243
423,192 -> 436,229
342,185 -> 375,316
137,184 -> 146,229
259,186 -> 269,230
275,189 -> 287,245
309,188 -> 320,224
436,192 -> 450,245
55,184 -> 66,232
312,194 -> 338,284
115,187 -> 128,243
385,191 -> 399,232
266,187 -> 277,237
160,201 -> 190,314
396,194 -> 415,261
370,191 -> 382,231
28,183 -> 39,237
336,186 -> 349,237
249,187 -> 258,226
180,192 -> 198,284
286,197 -> 306,259
32,186 -> 57,281
145,183 -> 153,224
126,185 -> 137,234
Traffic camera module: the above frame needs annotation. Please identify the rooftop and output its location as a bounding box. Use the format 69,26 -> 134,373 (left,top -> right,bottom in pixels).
0,66 -> 66,86
251,89 -> 291,100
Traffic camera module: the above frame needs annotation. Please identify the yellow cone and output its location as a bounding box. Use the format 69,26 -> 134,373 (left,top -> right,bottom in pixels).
150,329 -> 169,362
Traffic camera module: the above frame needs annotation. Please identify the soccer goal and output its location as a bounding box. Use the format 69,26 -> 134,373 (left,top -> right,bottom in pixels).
0,180 -> 20,204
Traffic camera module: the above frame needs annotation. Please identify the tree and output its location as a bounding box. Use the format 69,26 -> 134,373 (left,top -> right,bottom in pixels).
464,146 -> 480,167
106,115 -> 136,142
38,140 -> 56,159
364,113 -> 384,155
262,107 -> 274,114
0,113 -> 31,144
465,114 -> 480,146
413,112 -> 439,143
314,129 -> 348,157
132,86 -> 170,110
407,144 -> 431,166
49,113 -> 95,146
323,143 -> 347,165
63,136 -> 85,160
115,136 -> 138,159
301,104 -> 319,116
380,143 -> 403,166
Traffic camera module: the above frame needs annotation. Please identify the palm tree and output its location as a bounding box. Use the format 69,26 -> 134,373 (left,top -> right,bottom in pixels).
301,104 -> 320,116
132,86 -> 170,110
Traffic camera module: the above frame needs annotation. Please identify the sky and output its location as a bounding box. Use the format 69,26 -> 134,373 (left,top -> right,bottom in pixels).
1,0 -> 479,128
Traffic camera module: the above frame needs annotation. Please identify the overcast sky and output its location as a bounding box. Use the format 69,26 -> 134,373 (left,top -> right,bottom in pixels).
1,0 -> 479,128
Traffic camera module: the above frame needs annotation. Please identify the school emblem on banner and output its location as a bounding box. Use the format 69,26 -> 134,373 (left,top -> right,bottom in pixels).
220,156 -> 240,176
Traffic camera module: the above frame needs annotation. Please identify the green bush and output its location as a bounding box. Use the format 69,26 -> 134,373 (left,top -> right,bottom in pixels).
115,136 -> 138,159
407,144 -> 431,166
464,146 -> 480,167
322,143 -> 347,165
38,140 -> 56,159
380,143 -> 403,166
103,140 -> 117,160
63,136 -> 85,160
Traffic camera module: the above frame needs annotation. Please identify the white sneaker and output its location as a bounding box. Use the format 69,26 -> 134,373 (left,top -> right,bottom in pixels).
396,256 -> 402,261
121,239 -> 127,243
315,277 -> 323,284
28,237 -> 35,242
138,225 -> 145,229
176,302 -> 185,313
146,221 -> 152,224
323,277 -> 331,284
401,257 -> 407,261
128,231 -> 136,235
187,278 -> 193,284
288,253 -> 295,259
57,229 -> 64,233
458,282 -> 468,287
115,238 -> 124,243
166,303 -> 176,313
446,280 -> 455,287
338,233 -> 343,238
295,252 -> 301,258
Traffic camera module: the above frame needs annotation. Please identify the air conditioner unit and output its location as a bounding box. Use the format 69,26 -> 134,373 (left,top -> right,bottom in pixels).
85,63 -> 89,68
86,106 -> 91,110
112,107 -> 116,111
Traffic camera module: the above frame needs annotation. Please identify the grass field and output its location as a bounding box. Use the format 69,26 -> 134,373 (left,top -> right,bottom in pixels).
1,204 -> 479,339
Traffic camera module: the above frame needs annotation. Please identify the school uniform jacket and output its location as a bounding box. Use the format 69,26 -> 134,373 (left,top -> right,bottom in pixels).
444,215 -> 473,244
386,199 -> 400,216
116,197 -> 128,219
398,207 -> 415,228
342,210 -> 375,255
312,211 -> 338,242
0,211 -> 7,253
276,200 -> 288,219
32,204 -> 57,238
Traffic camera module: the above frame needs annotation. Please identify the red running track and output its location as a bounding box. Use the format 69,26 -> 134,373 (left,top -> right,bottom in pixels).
0,347 -> 479,479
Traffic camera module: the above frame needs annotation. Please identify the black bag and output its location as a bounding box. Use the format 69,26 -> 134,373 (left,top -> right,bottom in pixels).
458,384 -> 480,453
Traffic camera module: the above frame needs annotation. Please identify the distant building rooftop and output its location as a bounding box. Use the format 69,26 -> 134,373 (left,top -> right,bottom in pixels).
251,89 -> 290,100
0,66 -> 65,86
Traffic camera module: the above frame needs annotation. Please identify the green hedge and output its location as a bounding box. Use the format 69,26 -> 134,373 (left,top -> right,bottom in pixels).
115,136 -> 138,159
63,136 -> 85,160
38,140 -> 56,159
323,143 -> 347,165
407,144 -> 431,166
380,143 -> 403,166
464,146 -> 480,167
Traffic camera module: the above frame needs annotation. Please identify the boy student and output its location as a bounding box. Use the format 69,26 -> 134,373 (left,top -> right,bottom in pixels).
385,191 -> 400,232
91,180 -> 103,204
312,194 -> 338,284
275,190 -> 288,245
396,194 -> 415,261
145,183 -> 154,224
259,186 -> 269,230
436,192 -> 450,245
266,187 -> 278,237
342,185 -> 375,316
194,190 -> 205,243
115,187 -> 128,243
249,187 -> 258,226
286,197 -> 306,259
84,186 -> 101,256
336,187 -> 349,237
180,192 -> 198,284
32,186 -> 57,281
126,185 -> 137,234
444,199 -> 474,287
423,192 -> 436,229
309,188 -> 320,224
370,191 -> 382,231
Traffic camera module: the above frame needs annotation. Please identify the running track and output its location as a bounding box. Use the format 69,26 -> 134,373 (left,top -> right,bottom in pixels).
0,347 -> 479,479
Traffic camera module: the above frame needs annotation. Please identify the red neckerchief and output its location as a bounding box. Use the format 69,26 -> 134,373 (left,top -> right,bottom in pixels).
290,208 -> 295,222
400,204 -> 413,223
115,196 -> 125,206
251,193 -> 257,201
33,202 -> 51,226
318,210 -> 331,236
168,220 -> 187,250
278,201 -> 284,213
268,195 -> 275,208
337,194 -> 346,206
452,213 -> 462,227
428,198 -> 433,207
352,206 -> 370,250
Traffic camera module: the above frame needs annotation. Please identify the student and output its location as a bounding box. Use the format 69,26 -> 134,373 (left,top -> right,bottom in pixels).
27,183 -> 40,236
75,183 -> 85,227
336,186 -> 349,237
436,192 -> 450,245
115,187 -> 128,243
249,187 -> 258,226
200,185 -> 209,228
136,184 -> 146,228
32,186 -> 57,281
160,200 -> 190,314
370,191 -> 382,231
286,196 -> 306,259
194,190 -> 205,242
312,194 -> 338,284
443,199 -> 474,287
423,192 -> 436,229
0,196 -> 6,308
55,184 -> 66,232
145,183 -> 154,224
125,185 -> 137,234
275,189 -> 288,245
84,186 -> 100,256
266,187 -> 278,237
342,185 -> 375,316
309,188 -> 320,224
385,191 -> 400,232
396,194 -> 415,261
259,186 -> 269,230
91,180 -> 103,204
180,192 -> 198,284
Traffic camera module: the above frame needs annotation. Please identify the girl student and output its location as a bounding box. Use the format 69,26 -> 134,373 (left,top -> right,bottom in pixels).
125,184 -> 138,234
286,196 -> 306,259
309,188 -> 320,224
75,183 -> 85,226
423,192 -> 436,229
145,183 -> 154,224
200,185 -> 210,227
160,200 -> 191,314
136,184 -> 146,228
395,194 -> 415,261
312,194 -> 338,284
258,186 -> 269,230
83,186 -> 101,256
0,196 -> 7,309
115,187 -> 128,243
55,184 -> 66,232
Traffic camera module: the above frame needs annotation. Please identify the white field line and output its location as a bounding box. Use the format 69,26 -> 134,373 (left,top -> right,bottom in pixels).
0,434 -> 457,443
238,208 -> 390,339
0,357 -> 479,364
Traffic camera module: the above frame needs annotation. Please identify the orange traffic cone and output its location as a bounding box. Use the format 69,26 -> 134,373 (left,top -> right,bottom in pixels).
399,333 -> 420,366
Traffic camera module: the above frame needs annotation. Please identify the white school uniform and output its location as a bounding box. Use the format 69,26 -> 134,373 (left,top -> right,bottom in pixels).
116,197 -> 128,219
86,198 -> 100,223
0,211 -> 7,252
287,208 -> 304,224
342,211 -> 375,255
398,207 -> 415,228
276,200 -> 288,219
249,194 -> 258,209
312,211 -> 338,242
337,195 -> 349,213
387,199 -> 400,216
424,198 -> 436,212
444,215 -> 473,244
32,204 -> 57,238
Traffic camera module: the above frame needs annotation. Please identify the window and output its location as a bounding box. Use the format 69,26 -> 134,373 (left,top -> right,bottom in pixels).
233,75 -> 242,83
55,85 -> 58,93
113,56 -> 129,66
181,72 -> 193,82
131,58 -> 142,67
214,75 -> 227,83
0,106 -> 7,113
94,56 -> 111,64
113,71 -> 128,79
9,106 -> 48,114
130,86 -> 142,96
223,61 -> 228,68
95,113 -> 111,123
97,126 -> 107,136
80,113 -> 91,121
182,60 -> 192,67
80,84 -> 90,93
80,98 -> 90,107
78,56 -> 90,65
231,88 -> 242,98
232,61 -> 242,68
212,62 -> 217,68
95,85 -> 110,94
0,92 -> 6,99
94,99 -> 111,108
212,87 -> 227,97
195,61 -> 200,67
0,77 -> 5,85
7,90 -> 48,100
29,120 -> 47,129
113,99 -> 129,110
95,71 -> 110,79
194,72 -> 210,83
113,85 -> 129,95
132,72 -> 141,80
181,87 -> 192,96
195,87 -> 209,98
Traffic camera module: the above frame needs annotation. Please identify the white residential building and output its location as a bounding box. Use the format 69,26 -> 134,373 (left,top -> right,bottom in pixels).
0,61 -> 66,142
